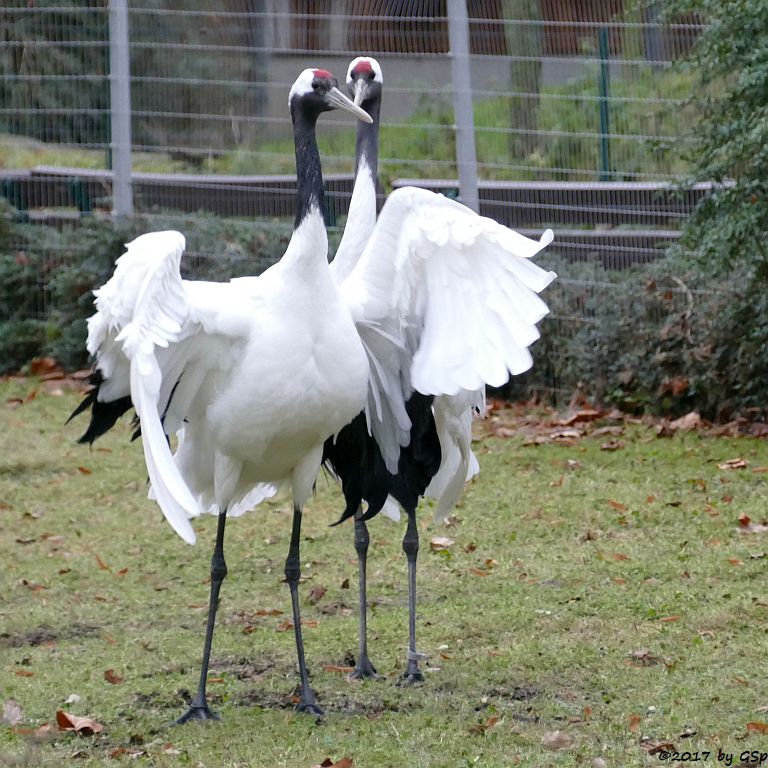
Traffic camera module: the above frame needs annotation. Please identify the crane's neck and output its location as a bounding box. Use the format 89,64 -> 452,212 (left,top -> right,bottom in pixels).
292,110 -> 326,230
354,96 -> 380,181
329,96 -> 380,283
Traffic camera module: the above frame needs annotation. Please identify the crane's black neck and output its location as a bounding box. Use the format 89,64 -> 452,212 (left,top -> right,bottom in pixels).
292,108 -> 325,229
355,96 -> 381,181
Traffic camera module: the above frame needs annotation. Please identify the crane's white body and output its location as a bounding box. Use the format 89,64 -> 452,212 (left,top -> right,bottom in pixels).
87,189 -> 554,546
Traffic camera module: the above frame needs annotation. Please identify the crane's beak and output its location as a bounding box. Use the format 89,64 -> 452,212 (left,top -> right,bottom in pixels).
352,78 -> 368,108
327,86 -> 373,123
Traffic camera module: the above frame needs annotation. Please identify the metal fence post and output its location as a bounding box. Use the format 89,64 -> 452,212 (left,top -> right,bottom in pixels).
447,0 -> 479,213
109,0 -> 133,219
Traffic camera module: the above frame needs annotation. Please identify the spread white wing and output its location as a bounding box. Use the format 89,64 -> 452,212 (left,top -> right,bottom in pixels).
87,231 -> 273,544
339,186 -> 555,470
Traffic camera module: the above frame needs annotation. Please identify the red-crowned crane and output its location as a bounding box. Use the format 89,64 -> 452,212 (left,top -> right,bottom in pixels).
322,57 -> 528,684
72,64 -> 555,721
71,68 -> 372,721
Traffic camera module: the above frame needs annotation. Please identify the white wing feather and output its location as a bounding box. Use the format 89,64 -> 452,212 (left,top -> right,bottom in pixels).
340,186 -> 555,468
89,231 -> 201,544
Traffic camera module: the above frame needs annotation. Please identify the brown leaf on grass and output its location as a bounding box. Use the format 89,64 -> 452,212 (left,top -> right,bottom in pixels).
626,649 -> 661,667
640,739 -> 676,755
469,715 -> 500,735
322,664 -> 354,675
77,466 -> 92,475
670,412 -> 701,432
276,619 -> 318,632
719,458 -> 748,470
746,722 -> 768,734
628,713 -> 641,732
20,579 -> 46,592
109,747 -> 147,759
541,730 -> 574,750
94,554 -> 110,571
104,669 -> 124,685
430,536 -> 454,551
2,699 -> 23,726
55,709 -> 105,735
737,513 -> 768,534
607,499 -> 628,512
558,407 -> 603,426
593,425 -> 624,437
307,586 -> 327,605
14,670 -> 33,677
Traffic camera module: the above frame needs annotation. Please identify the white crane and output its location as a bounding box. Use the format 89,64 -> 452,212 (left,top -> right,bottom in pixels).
72,69 -> 372,721
72,64 -> 555,721
323,57 -> 536,684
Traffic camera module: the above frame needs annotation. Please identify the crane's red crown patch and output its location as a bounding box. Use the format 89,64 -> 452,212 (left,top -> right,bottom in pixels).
353,60 -> 374,74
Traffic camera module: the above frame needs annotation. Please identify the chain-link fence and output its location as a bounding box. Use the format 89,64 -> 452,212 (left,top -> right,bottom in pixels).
1,1 -> 708,396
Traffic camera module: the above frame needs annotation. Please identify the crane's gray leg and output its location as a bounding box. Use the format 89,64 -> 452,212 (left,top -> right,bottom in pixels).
349,508 -> 380,680
175,511 -> 227,724
285,504 -> 323,716
401,510 -> 425,684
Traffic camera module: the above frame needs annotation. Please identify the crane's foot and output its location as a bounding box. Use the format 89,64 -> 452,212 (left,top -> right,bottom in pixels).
295,699 -> 325,717
173,703 -> 220,725
399,669 -> 425,686
348,655 -> 380,681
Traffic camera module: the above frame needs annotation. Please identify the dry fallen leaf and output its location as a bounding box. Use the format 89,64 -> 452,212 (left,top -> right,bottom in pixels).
628,713 -> 641,732
669,411 -> 700,432
469,715 -> 500,735
307,586 -> 327,605
736,513 -> 768,534
542,730 -> 574,750
718,458 -> 748,470
640,739 -> 676,754
627,649 -> 661,667
746,722 -> 768,734
430,536 -> 454,552
322,664 -> 354,675
2,699 -> 23,726
55,709 -> 105,735
104,669 -> 124,685
607,499 -> 628,512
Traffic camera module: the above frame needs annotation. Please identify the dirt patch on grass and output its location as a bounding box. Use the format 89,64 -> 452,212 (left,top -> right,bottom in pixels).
1,622 -> 101,648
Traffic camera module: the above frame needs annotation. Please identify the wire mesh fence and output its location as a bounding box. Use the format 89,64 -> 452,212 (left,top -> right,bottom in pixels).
1,1 -> 709,397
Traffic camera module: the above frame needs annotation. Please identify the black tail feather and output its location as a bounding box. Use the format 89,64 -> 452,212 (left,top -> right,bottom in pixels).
323,393 -> 441,525
67,371 -> 134,445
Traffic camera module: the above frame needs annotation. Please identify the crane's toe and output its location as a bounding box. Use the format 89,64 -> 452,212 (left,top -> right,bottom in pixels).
173,704 -> 220,725
399,668 -> 425,686
348,655 -> 380,681
295,700 -> 325,717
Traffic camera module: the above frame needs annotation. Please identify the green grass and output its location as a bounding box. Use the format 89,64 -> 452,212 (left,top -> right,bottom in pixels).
2,382 -> 768,766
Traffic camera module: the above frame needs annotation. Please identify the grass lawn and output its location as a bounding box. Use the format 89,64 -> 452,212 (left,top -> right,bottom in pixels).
1,380 -> 768,767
